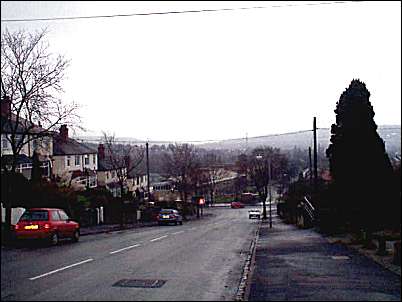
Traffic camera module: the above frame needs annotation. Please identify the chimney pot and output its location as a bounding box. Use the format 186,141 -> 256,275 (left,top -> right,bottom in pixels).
1,96 -> 11,117
98,144 -> 105,160
60,124 -> 68,140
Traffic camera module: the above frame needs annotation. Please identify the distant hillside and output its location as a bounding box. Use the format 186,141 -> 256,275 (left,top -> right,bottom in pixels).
74,125 -> 400,156
199,125 -> 401,155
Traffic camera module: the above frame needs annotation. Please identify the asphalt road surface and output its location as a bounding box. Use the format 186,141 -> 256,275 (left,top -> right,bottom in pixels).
1,207 -> 259,301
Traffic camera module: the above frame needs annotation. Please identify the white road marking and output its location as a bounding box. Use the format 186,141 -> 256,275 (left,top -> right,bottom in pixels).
190,227 -> 196,230
110,244 -> 141,254
29,258 -> 94,281
150,235 -> 168,242
171,231 -> 185,235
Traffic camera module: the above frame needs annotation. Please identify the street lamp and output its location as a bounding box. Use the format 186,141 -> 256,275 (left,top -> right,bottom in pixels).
268,158 -> 272,228
256,154 -> 272,228
256,154 -> 267,221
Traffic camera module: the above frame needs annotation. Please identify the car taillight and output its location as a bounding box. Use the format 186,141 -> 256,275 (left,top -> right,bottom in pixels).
14,224 -> 19,230
44,223 -> 51,229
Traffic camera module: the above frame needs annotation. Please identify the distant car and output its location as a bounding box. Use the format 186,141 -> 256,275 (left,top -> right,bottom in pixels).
231,201 -> 245,209
248,209 -> 261,219
157,209 -> 183,225
14,208 -> 80,245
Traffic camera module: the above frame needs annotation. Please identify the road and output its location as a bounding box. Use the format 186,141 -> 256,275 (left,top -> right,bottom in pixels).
1,206 -> 259,301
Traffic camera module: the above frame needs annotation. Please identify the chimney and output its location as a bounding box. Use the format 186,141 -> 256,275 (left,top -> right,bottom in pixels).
59,124 -> 69,140
1,96 -> 11,117
98,144 -> 105,160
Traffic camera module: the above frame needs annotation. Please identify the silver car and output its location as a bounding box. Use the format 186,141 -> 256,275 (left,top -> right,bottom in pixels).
157,209 -> 183,225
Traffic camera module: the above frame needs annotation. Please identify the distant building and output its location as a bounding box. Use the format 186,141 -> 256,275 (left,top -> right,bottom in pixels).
127,170 -> 149,199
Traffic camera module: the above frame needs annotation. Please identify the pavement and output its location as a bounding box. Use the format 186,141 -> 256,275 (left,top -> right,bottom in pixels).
79,221 -> 158,236
247,211 -> 401,301
79,212 -> 213,236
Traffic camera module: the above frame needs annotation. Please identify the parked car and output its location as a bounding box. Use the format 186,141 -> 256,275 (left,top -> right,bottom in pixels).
231,201 -> 245,209
157,209 -> 183,225
14,208 -> 80,245
248,209 -> 261,219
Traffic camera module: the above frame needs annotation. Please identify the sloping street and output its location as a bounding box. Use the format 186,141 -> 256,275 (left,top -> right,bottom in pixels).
1,207 -> 258,301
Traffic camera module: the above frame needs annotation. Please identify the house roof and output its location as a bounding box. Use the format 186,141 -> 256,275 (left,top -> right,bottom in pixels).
53,133 -> 97,156
1,113 -> 47,135
1,154 -> 51,167
1,154 -> 32,165
97,157 -> 126,172
106,182 -> 123,189
71,169 -> 97,179
127,169 -> 147,179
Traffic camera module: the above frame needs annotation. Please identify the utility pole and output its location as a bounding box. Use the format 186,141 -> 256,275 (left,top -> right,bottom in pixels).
268,158 -> 272,228
146,141 -> 150,198
313,117 -> 318,193
308,146 -> 313,185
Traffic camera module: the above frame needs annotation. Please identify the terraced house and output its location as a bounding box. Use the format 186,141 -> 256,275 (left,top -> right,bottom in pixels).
52,125 -> 98,190
1,96 -> 53,179
96,143 -> 127,197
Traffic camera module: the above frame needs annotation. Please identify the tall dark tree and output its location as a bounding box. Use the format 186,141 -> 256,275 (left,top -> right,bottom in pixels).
326,79 -> 399,231
30,151 -> 42,183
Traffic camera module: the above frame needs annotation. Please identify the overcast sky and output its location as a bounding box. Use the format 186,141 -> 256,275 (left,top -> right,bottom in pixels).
1,1 -> 401,142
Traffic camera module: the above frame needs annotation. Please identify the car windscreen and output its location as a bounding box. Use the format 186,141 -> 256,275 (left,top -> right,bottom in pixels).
19,210 -> 49,221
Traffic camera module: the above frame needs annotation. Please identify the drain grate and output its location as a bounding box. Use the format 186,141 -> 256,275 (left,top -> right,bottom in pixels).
113,279 -> 166,288
331,255 -> 350,260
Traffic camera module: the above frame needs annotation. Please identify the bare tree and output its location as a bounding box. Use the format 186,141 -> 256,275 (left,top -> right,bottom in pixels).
248,146 -> 289,202
1,28 -> 80,239
1,29 -> 80,169
102,132 -> 145,198
200,152 -> 232,206
164,143 -> 199,205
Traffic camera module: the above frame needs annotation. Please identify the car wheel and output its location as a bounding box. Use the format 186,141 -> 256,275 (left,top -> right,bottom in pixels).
249,216 -> 252,219
179,221 -> 183,225
175,221 -> 178,225
72,230 -> 80,242
49,233 -> 59,246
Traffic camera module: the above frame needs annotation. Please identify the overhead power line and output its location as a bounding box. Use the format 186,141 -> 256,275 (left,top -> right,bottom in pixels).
74,125 -> 400,146
1,1 -> 362,23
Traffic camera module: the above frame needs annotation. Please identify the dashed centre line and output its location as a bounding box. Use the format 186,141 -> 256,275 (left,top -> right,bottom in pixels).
29,258 -> 94,281
110,244 -> 141,254
171,230 -> 185,235
150,235 -> 168,242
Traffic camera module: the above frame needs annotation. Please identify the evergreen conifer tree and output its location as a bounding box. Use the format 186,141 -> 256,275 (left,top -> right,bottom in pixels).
326,79 -> 399,231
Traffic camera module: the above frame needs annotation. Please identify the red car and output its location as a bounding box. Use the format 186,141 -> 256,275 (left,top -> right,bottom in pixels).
231,201 -> 245,209
14,208 -> 80,245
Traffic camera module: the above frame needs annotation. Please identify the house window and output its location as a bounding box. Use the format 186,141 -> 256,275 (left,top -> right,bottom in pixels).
42,138 -> 49,151
92,154 -> 96,165
40,161 -> 50,177
66,156 -> 71,167
84,155 -> 89,166
2,136 -> 9,149
75,155 -> 80,166
89,176 -> 97,188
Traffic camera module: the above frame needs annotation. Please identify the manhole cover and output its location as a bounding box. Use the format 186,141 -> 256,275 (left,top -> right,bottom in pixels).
331,255 -> 350,260
113,279 -> 166,288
